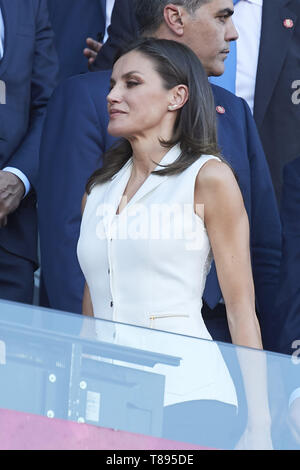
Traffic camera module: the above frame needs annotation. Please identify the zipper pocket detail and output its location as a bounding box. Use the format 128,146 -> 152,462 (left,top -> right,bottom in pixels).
149,314 -> 189,328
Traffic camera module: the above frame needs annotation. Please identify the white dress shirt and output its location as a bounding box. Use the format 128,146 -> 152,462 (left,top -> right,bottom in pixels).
0,7 -> 30,196
103,0 -> 115,43
233,0 -> 263,113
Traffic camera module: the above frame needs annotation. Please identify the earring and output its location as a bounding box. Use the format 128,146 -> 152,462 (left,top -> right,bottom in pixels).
168,105 -> 177,111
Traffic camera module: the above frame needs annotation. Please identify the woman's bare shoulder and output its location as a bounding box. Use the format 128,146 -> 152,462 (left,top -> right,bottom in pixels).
195,158 -> 238,200
196,158 -> 235,188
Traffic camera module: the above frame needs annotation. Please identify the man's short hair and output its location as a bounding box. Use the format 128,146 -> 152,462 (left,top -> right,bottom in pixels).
134,0 -> 211,35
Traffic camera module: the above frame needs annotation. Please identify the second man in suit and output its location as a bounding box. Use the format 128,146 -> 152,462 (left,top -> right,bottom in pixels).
210,0 -> 300,203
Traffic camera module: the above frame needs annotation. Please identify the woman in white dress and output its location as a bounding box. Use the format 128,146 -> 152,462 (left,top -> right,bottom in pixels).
77,38 -> 271,449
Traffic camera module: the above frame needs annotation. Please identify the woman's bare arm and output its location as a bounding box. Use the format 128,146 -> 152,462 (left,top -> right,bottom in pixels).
81,192 -> 94,317
83,282 -> 94,317
195,159 -> 262,349
195,160 -> 272,448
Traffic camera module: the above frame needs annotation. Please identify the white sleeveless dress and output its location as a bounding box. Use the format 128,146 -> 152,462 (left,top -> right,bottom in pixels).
77,144 -> 238,408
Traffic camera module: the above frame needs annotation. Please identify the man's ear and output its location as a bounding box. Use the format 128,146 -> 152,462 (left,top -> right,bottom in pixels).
168,84 -> 189,111
163,4 -> 185,37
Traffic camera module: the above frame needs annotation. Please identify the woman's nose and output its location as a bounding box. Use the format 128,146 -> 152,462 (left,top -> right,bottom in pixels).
107,85 -> 122,104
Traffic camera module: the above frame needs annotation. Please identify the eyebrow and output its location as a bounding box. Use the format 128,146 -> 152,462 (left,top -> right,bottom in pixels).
110,71 -> 144,84
216,8 -> 234,17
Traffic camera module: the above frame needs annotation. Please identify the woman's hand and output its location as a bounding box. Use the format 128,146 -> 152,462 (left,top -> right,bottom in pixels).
235,424 -> 273,450
288,397 -> 300,445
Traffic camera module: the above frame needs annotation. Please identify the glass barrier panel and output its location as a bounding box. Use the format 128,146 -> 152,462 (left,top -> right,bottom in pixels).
0,300 -> 299,450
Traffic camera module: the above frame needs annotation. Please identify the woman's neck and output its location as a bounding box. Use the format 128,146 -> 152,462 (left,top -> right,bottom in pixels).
129,136 -> 172,178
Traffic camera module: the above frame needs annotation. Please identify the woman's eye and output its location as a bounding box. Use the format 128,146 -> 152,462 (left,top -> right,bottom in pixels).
127,81 -> 139,88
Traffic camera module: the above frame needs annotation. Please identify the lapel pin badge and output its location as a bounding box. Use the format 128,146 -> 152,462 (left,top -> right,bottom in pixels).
283,19 -> 294,29
216,106 -> 226,114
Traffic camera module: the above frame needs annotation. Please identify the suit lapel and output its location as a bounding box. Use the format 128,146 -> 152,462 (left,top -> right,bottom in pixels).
0,0 -> 17,77
99,0 -> 106,23
254,0 -> 298,128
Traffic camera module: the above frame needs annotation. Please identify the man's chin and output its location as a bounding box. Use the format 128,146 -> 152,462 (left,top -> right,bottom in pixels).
208,69 -> 225,78
207,60 -> 225,78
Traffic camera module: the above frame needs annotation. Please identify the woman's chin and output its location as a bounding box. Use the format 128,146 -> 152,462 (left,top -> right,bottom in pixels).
107,126 -> 124,137
108,125 -> 133,139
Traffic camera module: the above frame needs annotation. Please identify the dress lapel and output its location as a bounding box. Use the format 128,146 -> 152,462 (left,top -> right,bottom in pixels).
102,158 -> 133,236
102,144 -> 182,236
125,144 -> 181,209
254,0 -> 298,128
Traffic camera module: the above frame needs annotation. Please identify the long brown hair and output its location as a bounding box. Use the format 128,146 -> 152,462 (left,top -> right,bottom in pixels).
86,37 -> 221,194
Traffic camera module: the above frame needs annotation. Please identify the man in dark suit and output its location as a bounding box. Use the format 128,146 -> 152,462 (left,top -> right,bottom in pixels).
47,0 -> 106,81
38,0 -> 281,346
211,0 -> 300,203
0,0 -> 58,303
271,157 -> 300,355
255,0 -> 300,203
38,70 -> 116,313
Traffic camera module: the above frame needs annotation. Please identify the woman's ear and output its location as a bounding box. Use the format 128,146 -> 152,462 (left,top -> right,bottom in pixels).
168,85 -> 189,111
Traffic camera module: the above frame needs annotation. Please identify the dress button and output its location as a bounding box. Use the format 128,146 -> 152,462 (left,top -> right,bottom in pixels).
108,268 -> 110,275
110,301 -> 113,307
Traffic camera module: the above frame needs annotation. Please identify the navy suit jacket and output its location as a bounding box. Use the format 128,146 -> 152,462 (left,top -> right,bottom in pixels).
38,71 -> 115,312
92,0 -> 137,71
254,0 -> 300,203
38,70 -> 282,343
0,0 -> 58,265
47,0 -> 106,81
273,157 -> 300,355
